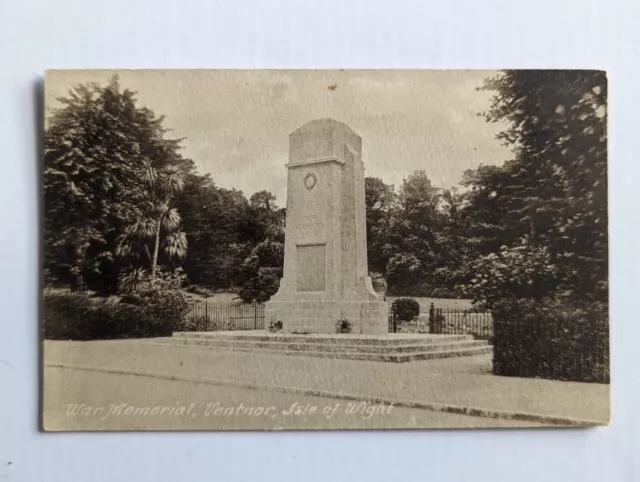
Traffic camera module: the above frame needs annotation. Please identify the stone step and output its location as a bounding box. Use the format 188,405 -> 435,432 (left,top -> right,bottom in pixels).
171,331 -> 473,346
352,345 -> 493,363
150,339 -> 493,362
158,336 -> 488,354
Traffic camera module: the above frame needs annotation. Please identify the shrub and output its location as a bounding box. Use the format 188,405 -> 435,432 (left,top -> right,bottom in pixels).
180,315 -> 211,332
392,298 -> 421,322
336,317 -> 352,333
460,238 -> 560,310
90,303 -> 149,339
140,289 -> 190,336
267,316 -> 283,333
492,297 -> 609,383
44,289 -> 190,340
119,293 -> 145,306
43,292 -> 150,340
238,240 -> 284,303
238,267 -> 281,303
43,292 -> 94,339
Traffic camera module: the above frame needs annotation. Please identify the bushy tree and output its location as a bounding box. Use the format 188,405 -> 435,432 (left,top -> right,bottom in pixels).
383,171 -> 448,295
175,174 -> 254,289
44,76 -> 193,293
364,177 -> 396,275
472,70 -> 608,303
462,238 -> 561,310
238,239 -> 284,303
391,298 -> 421,322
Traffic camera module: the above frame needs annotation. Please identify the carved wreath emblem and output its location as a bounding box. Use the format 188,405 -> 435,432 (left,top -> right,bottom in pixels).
303,172 -> 317,191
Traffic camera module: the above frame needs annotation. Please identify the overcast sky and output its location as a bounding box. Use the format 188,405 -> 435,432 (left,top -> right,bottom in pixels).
46,69 -> 513,206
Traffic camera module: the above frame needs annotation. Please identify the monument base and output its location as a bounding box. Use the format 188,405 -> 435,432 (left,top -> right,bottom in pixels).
265,300 -> 388,335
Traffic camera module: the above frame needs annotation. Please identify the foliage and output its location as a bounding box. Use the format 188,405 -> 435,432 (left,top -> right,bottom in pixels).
44,292 -> 148,339
391,298 -> 421,322
268,317 -> 283,333
179,315 -> 210,332
175,173 -> 253,289
117,268 -> 149,295
43,289 -> 189,340
141,289 -> 190,335
115,137 -> 189,281
468,70 -> 608,303
461,238 -> 561,310
375,170 -> 469,296
386,171 -> 443,290
237,240 -> 284,303
118,266 -> 187,294
492,297 -> 609,383
44,76 -> 194,294
172,172 -> 285,292
43,291 -> 93,339
365,177 -> 396,275
336,317 -> 352,333
455,70 -> 610,384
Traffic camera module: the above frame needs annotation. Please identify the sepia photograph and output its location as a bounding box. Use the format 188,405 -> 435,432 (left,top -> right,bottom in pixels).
42,69 -> 609,430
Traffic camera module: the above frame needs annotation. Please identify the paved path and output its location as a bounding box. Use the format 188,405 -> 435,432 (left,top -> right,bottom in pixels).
44,366 -> 539,430
43,339 -> 609,428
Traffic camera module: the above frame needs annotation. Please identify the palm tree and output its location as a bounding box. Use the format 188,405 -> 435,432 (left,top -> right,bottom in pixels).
117,161 -> 188,283
118,267 -> 148,294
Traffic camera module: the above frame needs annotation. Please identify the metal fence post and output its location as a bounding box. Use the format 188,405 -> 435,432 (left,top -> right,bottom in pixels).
428,303 -> 435,333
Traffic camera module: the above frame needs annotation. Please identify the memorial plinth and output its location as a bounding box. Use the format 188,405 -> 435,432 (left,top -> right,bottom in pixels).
265,119 -> 388,334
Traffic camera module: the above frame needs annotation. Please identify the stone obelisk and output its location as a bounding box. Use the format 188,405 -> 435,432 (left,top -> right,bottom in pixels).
265,119 -> 388,334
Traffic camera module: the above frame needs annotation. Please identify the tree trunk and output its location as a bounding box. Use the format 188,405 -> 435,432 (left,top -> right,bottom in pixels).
151,215 -> 162,279
143,244 -> 153,265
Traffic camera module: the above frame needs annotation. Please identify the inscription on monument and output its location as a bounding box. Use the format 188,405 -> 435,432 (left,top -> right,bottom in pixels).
295,214 -> 324,238
266,118 -> 388,335
296,244 -> 326,291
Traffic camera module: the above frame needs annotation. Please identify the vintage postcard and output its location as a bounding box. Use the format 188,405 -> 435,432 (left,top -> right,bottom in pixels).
42,69 -> 609,430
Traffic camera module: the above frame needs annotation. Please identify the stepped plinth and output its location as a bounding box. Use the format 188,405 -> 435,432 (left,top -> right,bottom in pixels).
159,331 -> 492,363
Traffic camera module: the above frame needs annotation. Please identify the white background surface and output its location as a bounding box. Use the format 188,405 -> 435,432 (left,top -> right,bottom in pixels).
1,0 -> 638,481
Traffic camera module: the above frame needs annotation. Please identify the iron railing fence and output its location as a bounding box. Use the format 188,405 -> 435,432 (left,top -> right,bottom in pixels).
429,307 -> 493,340
187,301 -> 265,331
492,318 -> 609,384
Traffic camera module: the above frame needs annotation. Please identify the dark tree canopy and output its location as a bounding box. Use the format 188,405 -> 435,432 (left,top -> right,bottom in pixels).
44,77 -> 193,294
469,70 -> 608,303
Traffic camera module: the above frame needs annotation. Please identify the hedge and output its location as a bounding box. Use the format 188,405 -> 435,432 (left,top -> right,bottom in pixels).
492,298 -> 609,384
44,290 -> 190,340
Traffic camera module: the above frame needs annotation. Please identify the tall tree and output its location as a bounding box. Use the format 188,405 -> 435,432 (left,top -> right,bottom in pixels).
44,76 -> 193,293
116,162 -> 188,281
364,177 -> 396,275
469,70 -> 608,302
174,174 -> 253,289
384,170 -> 446,295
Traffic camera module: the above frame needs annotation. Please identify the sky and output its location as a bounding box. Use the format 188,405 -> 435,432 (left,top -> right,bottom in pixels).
45,69 -> 513,206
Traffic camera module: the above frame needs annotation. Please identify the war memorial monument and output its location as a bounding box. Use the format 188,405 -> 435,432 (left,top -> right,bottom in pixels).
265,118 -> 389,334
